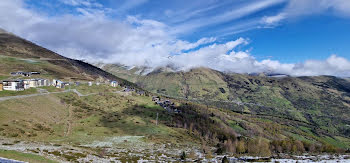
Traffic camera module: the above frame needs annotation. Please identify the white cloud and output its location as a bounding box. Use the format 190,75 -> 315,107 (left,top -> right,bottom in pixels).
262,0 -> 350,25
262,13 -> 286,25
61,0 -> 102,8
172,0 -> 285,34
0,0 -> 350,77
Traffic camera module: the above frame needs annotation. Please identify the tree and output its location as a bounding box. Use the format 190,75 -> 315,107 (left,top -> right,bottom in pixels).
223,139 -> 236,154
236,141 -> 246,154
222,156 -> 229,163
295,140 -> 305,154
181,151 -> 187,160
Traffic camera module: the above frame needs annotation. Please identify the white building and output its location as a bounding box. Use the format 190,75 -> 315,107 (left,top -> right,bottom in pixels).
88,82 -> 93,86
2,80 -> 25,91
110,81 -> 118,87
52,79 -> 66,88
24,79 -> 38,88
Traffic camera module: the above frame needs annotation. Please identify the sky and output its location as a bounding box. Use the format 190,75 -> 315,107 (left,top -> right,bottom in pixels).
0,0 -> 350,76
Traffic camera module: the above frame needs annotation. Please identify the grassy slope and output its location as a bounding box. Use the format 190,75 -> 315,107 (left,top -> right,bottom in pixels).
0,32 -> 132,85
0,84 -> 348,162
102,65 -> 350,149
0,85 -> 193,146
0,149 -> 57,163
0,55 -> 86,80
0,88 -> 37,97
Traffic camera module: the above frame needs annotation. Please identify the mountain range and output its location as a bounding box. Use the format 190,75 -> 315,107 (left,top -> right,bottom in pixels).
98,63 -> 350,142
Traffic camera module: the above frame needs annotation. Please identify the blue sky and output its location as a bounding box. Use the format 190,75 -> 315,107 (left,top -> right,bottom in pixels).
1,0 -> 350,76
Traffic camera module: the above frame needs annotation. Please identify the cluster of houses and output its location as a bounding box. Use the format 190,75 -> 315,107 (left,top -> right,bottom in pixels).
0,79 -> 51,91
10,71 -> 40,77
152,96 -> 181,113
0,71 -> 126,92
0,75 -> 121,91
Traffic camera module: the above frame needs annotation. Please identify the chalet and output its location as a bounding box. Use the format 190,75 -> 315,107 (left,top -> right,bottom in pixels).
53,79 -> 66,88
36,79 -> 50,87
136,90 -> 145,96
152,96 -> 160,102
153,97 -> 179,113
2,80 -> 25,91
110,81 -> 118,87
0,82 -> 3,91
24,79 -> 38,88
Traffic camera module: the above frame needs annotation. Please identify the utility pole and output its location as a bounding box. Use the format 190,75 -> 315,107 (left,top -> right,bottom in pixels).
156,112 -> 158,126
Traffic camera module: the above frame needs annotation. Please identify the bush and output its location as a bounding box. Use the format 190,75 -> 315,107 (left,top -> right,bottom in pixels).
180,151 -> 186,160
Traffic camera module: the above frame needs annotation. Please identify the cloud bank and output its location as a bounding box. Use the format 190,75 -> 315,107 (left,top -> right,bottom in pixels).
0,0 -> 349,77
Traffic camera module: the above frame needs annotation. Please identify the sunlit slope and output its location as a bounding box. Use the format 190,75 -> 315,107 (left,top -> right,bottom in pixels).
102,65 -> 350,144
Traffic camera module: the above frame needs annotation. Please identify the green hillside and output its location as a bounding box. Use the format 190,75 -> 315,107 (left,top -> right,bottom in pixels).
101,65 -> 350,149
0,84 -> 348,161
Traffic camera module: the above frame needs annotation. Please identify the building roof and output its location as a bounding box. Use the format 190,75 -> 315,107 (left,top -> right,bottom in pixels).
2,80 -> 24,82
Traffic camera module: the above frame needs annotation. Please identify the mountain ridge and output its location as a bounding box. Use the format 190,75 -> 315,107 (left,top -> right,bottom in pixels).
100,63 -> 350,140
0,30 -> 132,85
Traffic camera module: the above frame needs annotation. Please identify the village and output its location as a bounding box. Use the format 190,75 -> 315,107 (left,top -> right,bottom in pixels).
0,71 -> 179,113
0,71 -> 121,91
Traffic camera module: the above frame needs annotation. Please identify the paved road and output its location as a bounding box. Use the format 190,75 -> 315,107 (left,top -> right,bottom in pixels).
70,89 -> 99,97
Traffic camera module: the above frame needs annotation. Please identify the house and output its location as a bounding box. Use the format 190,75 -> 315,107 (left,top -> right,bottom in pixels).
37,79 -> 50,87
53,79 -> 66,88
0,82 -> 3,91
10,71 -> 29,76
123,86 -> 135,92
30,72 -> 40,75
152,96 -> 160,102
136,90 -> 145,96
75,82 -> 80,86
96,82 -> 101,86
2,80 -> 25,91
88,82 -> 93,86
44,79 -> 50,86
110,81 -> 118,87
10,71 -> 40,77
56,80 -> 66,88
37,79 -> 44,87
24,79 -> 39,88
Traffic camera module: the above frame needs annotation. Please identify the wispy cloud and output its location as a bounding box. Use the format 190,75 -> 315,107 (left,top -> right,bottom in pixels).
61,0 -> 102,8
261,0 -> 350,25
171,0 -> 285,34
117,0 -> 149,13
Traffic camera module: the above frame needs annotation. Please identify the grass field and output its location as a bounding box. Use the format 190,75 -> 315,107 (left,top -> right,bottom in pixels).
0,88 -> 37,97
0,149 -> 57,163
